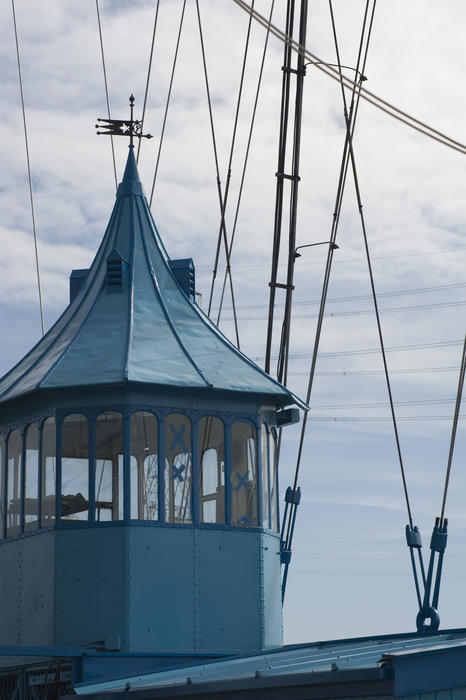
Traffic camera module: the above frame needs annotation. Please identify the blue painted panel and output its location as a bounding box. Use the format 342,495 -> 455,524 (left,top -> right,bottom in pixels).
127,527 -> 195,651
260,532 -> 282,648
20,533 -> 55,645
55,528 -> 126,648
0,532 -> 55,646
197,529 -> 262,652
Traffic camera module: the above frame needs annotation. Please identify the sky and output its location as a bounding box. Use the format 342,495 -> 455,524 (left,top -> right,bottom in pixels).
1,0 -> 465,644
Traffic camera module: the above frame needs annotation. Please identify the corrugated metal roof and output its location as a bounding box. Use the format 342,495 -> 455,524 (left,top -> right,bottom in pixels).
0,149 -> 303,408
73,629 -> 466,695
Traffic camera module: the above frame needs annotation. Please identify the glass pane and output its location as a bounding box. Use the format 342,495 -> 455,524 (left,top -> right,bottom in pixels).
61,414 -> 89,521
0,437 -> 4,538
231,421 -> 258,527
165,414 -> 192,524
7,429 -> 21,537
261,425 -> 270,529
24,424 -> 39,532
41,418 -> 56,528
198,417 -> 225,524
95,412 -> 124,521
130,412 -> 158,520
270,428 -> 279,531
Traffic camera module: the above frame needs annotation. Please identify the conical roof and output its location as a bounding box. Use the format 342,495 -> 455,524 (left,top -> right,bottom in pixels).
0,148 -> 303,408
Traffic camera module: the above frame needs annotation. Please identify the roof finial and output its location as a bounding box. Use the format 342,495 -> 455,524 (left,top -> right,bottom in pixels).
96,94 -> 152,148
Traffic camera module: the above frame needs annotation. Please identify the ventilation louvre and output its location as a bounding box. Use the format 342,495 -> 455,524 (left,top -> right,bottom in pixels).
169,258 -> 195,300
106,250 -> 126,292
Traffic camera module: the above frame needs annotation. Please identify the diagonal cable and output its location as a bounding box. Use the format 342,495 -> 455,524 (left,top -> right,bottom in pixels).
149,0 -> 186,206
96,0 -> 118,190
216,0 -> 276,326
137,0 -> 161,164
12,0 -> 45,336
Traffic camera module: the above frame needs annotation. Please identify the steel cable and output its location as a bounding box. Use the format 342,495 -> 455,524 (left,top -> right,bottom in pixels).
439,333 -> 466,522
11,0 -> 45,337
136,0 -> 161,164
96,0 -> 118,190
216,0 -> 277,328
231,0 -> 466,155
149,0 -> 187,206
284,0 -> 378,549
203,2 -> 257,347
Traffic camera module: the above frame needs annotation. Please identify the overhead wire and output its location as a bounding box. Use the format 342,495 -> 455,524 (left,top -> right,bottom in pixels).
231,0 -> 466,155
219,298 -> 466,322
136,0 -> 161,164
149,0 -> 187,207
11,0 -> 45,337
253,338 -> 464,361
96,0 -> 118,191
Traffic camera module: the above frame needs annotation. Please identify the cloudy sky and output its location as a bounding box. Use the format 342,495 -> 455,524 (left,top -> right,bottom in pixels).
1,0 -> 465,643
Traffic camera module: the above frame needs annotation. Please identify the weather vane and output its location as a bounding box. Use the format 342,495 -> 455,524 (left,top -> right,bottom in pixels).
95,94 -> 152,147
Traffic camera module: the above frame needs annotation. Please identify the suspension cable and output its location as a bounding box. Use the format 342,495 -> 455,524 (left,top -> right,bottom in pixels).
96,0 -> 117,190
284,0 -> 378,550
213,0 -> 258,343
196,0 -> 241,347
149,0 -> 186,207
136,0 -> 161,164
330,0 -> 414,526
216,0 -> 276,326
204,2 -> 257,346
232,0 -> 466,155
439,333 -> 466,522
12,0 -> 45,337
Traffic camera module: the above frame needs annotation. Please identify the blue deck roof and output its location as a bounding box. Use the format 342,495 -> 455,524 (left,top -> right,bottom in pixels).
0,148 -> 302,408
67,628 -> 466,696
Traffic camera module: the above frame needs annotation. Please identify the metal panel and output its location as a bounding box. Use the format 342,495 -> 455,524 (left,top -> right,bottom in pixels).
55,528 -> 126,648
260,532 -> 282,648
198,529 -> 262,652
19,533 -> 55,645
127,527 -> 195,651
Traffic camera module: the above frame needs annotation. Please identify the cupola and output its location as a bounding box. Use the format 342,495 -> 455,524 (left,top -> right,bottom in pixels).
0,145 -> 303,654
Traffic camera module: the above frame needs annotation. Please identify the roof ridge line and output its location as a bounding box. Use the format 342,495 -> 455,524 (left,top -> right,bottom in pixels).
135,201 -> 213,388
31,205 -> 124,391
0,202 -> 123,401
123,198 -> 136,380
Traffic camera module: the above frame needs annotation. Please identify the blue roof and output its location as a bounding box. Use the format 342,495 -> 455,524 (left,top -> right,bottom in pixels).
0,148 -> 303,408
70,628 -> 466,695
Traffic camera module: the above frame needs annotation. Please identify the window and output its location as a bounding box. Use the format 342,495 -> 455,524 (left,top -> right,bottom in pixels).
231,421 -> 258,527
41,418 -> 56,528
165,414 -> 192,524
61,414 -> 89,521
130,412 -> 158,520
95,412 -> 124,521
6,429 -> 21,537
261,425 -> 270,529
198,417 -> 225,524
24,424 -> 39,532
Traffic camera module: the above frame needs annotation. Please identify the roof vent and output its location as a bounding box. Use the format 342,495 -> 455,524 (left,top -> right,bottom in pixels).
106,249 -> 126,292
169,258 -> 195,300
69,268 -> 89,303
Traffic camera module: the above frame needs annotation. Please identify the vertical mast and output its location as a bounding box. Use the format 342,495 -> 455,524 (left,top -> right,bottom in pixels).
265,0 -> 308,383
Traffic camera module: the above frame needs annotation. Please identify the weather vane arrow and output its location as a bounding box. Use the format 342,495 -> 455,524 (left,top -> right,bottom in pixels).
96,94 -> 152,146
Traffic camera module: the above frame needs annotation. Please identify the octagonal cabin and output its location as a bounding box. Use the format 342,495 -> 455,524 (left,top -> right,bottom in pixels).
0,148 -> 303,654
